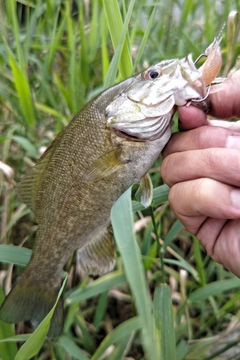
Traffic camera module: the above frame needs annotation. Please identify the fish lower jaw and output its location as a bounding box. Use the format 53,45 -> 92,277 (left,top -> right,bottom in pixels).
113,128 -> 145,142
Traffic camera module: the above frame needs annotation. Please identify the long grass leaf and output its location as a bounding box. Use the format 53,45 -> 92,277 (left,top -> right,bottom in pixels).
164,259 -> 199,281
6,206 -> 31,236
108,334 -> 134,360
67,271 -> 126,304
111,186 -> 157,359
11,135 -> 39,159
0,245 -> 31,266
7,0 -> 25,69
0,288 -> 18,360
193,237 -> 206,286
58,336 -> 89,360
180,0 -> 194,26
163,219 -> 184,251
89,0 -> 100,61
102,0 -> 133,82
101,11 -> 110,81
44,2 -> 64,73
7,50 -> 35,126
0,335 -> 30,343
66,1 -> 78,114
35,102 -> 69,125
132,6 -> 156,72
78,2 -> 89,87
154,284 -> 176,360
91,317 -> 141,360
189,277 -> 240,303
93,291 -> 108,330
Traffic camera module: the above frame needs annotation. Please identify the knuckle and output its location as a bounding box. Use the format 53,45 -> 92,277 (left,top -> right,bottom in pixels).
193,126 -> 210,148
193,126 -> 225,148
203,149 -> 220,170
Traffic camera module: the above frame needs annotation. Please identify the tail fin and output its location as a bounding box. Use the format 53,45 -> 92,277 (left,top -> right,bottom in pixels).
0,277 -> 64,337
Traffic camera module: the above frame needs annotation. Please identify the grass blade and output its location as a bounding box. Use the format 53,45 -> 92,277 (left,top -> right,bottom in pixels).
102,0 -> 133,84
154,284 -> 176,360
164,259 -> 199,281
189,277 -> 240,303
7,49 -> 35,126
92,317 -> 141,360
163,219 -> 184,251
6,0 -> 25,70
0,245 -> 31,266
108,334 -> 134,360
111,186 -> 157,359
67,271 -> 126,304
11,135 -> 38,159
0,335 -> 30,343
193,237 -> 206,286
132,6 -> 156,72
58,336 -> 89,360
0,289 -> 18,360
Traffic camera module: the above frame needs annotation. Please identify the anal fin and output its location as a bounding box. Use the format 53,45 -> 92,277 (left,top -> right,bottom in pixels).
77,224 -> 115,275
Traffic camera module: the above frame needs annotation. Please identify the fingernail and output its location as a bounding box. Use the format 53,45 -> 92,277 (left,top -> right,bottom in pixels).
226,135 -> 240,150
231,189 -> 240,209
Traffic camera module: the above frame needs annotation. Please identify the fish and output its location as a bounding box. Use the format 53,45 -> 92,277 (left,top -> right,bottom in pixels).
0,37 -> 222,337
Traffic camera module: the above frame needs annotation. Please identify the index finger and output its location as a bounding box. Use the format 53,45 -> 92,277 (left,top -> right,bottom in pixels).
208,70 -> 240,119
162,125 -> 237,157
178,105 -> 208,130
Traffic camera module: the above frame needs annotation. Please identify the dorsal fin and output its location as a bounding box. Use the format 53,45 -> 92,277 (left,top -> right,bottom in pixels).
17,131 -> 64,215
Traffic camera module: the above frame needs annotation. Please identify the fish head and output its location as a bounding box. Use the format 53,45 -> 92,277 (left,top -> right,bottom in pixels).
106,54 -> 208,141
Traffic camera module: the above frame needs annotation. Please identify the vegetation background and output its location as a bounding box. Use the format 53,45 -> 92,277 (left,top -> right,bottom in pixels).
0,0 -> 240,359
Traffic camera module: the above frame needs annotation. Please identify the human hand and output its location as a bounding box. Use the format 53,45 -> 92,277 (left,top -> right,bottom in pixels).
161,70 -> 240,277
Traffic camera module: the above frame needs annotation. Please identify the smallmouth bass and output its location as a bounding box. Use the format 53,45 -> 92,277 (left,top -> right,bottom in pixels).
0,38 -> 222,336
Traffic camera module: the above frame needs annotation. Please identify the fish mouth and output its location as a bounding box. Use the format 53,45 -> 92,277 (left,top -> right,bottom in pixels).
113,128 -> 145,141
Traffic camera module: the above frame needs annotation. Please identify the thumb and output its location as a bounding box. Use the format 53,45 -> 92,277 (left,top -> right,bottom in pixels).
177,105 -> 208,130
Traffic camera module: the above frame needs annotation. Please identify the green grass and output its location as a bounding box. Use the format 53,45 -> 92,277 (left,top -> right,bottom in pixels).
0,1 -> 240,359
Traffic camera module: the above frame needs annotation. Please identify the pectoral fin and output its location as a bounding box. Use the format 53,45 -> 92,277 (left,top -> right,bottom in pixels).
83,147 -> 129,182
77,224 -> 115,275
135,173 -> 153,208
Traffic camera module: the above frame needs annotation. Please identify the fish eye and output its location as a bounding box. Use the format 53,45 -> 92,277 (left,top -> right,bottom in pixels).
144,68 -> 161,80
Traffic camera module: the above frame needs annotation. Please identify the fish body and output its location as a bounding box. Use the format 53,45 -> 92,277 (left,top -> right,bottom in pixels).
0,42 -> 221,336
